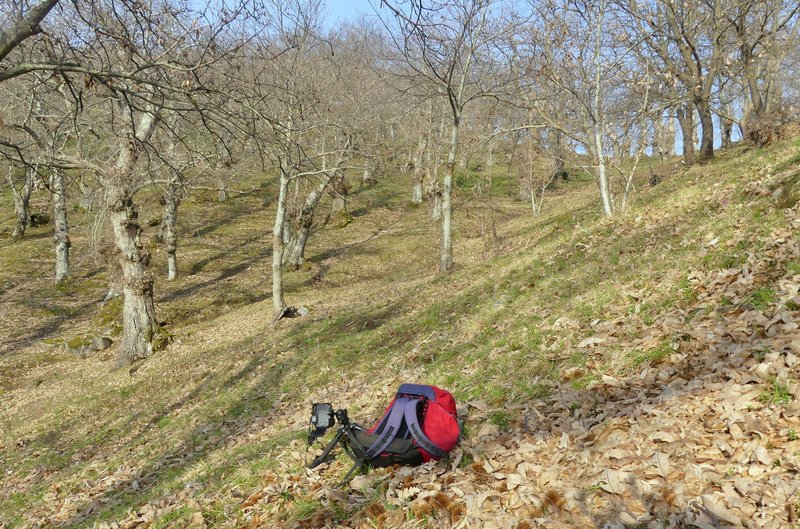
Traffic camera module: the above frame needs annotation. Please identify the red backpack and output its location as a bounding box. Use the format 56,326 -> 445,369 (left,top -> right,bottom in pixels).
307,384 -> 460,482
356,384 -> 460,466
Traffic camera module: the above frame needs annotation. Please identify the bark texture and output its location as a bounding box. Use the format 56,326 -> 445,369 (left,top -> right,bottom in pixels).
285,177 -> 328,270
440,118 -> 458,272
412,138 -> 425,203
218,177 -> 228,202
108,106 -> 162,364
51,167 -> 70,283
695,98 -> 714,161
329,171 -> 348,214
10,166 -> 33,238
163,171 -> 180,280
591,1 -> 613,217
0,0 -> 59,63
109,192 -> 160,362
361,162 -> 376,186
272,168 -> 289,318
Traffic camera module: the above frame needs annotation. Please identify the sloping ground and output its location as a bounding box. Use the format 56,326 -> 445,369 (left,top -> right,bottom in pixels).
175,153 -> 800,529
1,138 -> 800,529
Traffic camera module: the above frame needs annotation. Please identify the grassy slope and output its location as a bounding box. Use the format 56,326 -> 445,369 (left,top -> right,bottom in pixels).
0,137 -> 799,528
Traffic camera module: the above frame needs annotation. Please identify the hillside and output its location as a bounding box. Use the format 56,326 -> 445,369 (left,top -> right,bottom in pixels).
2,137 -> 800,529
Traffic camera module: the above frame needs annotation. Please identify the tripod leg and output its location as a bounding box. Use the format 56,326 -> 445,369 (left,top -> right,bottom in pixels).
342,426 -> 368,460
339,458 -> 366,487
309,428 -> 345,469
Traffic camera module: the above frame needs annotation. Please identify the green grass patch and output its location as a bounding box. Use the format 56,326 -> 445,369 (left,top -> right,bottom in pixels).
759,378 -> 794,406
629,341 -> 672,367
750,287 -> 777,311
571,374 -> 600,390
489,411 -> 511,432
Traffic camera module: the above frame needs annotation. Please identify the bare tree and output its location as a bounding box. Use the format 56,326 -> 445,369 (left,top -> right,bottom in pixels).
1,0 -> 254,363
533,0 -> 654,215
380,0 -> 517,272
725,0 -> 800,143
625,0 -> 732,162
228,0 -> 357,319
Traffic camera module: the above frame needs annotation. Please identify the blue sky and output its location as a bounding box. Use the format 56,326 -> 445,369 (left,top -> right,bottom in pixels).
322,0 -> 376,26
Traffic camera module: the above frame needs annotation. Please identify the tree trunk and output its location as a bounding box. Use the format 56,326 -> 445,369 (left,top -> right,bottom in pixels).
441,117 -> 458,272
108,104 -> 162,365
695,98 -> 714,160
329,168 -> 348,215
429,178 -> 442,220
719,89 -> 734,150
272,168 -> 289,318
676,105 -> 695,166
483,147 -> 498,249
431,193 -> 442,220
282,221 -> 291,245
741,48 -> 765,140
652,116 -> 665,161
285,225 -> 310,270
361,161 -> 376,187
553,157 -> 565,180
593,133 -> 613,217
109,190 -> 160,363
518,178 -> 531,202
428,130 -> 443,219
285,176 -> 329,270
412,177 -> 424,204
412,138 -> 425,204
163,171 -> 180,280
721,118 -> 733,150
550,129 -> 566,180
218,177 -> 229,202
331,194 -> 346,214
76,175 -> 97,212
591,0 -> 614,217
507,129 -> 522,167
665,114 -> 675,157
51,167 -> 70,283
591,1 -> 613,218
10,166 -> 34,238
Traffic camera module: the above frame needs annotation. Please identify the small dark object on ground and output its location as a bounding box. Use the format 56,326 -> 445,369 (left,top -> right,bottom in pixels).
272,305 -> 309,323
649,167 -> 661,187
92,336 -> 113,351
29,213 -> 51,226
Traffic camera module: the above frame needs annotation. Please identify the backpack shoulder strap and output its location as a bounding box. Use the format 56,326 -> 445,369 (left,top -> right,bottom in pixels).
403,399 -> 447,459
365,397 -> 410,459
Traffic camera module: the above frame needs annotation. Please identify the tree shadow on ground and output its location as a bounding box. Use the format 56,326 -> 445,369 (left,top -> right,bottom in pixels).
17,329 -> 304,528
0,297 -> 100,356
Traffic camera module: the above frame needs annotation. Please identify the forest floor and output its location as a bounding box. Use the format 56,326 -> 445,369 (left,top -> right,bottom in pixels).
1,137 -> 800,529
